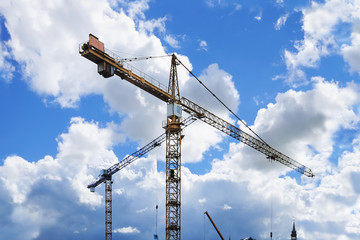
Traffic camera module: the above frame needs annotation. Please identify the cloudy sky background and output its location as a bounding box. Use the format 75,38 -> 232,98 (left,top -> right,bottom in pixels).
1,0 -> 360,239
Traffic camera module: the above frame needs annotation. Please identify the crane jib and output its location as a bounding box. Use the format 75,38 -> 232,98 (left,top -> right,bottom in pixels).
180,97 -> 314,178
87,116 -> 197,190
81,34 -> 313,187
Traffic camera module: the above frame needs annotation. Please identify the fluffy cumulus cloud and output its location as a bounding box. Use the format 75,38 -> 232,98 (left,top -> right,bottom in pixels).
113,226 -> 140,234
2,0 -> 360,240
0,41 -> 14,82
0,0 -> 240,239
0,117 -> 170,240
0,118 -> 115,239
164,34 -> 181,49
254,77 -> 359,173
0,0 -> 236,147
342,30 -> 360,73
1,75 -> 360,239
274,13 -> 289,30
0,0 -> 173,109
180,63 -> 240,163
180,77 -> 360,239
283,0 -> 360,85
199,40 -> 208,51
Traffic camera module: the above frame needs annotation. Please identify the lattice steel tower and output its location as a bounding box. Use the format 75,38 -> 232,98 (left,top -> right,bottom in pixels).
165,54 -> 182,240
104,175 -> 112,240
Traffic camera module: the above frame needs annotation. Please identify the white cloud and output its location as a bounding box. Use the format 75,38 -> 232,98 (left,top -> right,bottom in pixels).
181,63 -> 240,163
223,203 -> 232,210
164,34 -> 180,49
252,78 -> 359,171
206,0 -> 222,8
253,95 -> 263,106
0,0 -> 238,156
342,30 -> 360,73
123,0 -> 150,20
234,4 -> 242,11
0,42 -> 15,83
0,0 -> 172,108
138,16 -> 167,34
254,15 -> 262,21
2,0 -> 360,239
113,226 -> 140,234
0,77 -> 360,239
179,77 -> 360,239
199,198 -> 207,204
283,0 -> 360,84
275,13 -> 289,30
0,117 -> 122,239
199,40 -> 208,51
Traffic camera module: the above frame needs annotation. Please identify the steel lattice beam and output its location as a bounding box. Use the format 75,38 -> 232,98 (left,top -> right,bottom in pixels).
105,177 -> 112,240
180,97 -> 314,177
165,115 -> 182,240
88,116 -> 196,190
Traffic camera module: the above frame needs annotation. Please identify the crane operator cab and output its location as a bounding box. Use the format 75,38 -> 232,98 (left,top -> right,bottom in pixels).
98,61 -> 115,78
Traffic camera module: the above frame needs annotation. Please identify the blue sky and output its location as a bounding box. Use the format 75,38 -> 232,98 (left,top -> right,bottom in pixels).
1,0 -> 360,239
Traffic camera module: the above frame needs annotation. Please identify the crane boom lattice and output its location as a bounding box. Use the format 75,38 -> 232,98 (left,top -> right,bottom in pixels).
180,97 -> 314,177
88,115 -> 196,190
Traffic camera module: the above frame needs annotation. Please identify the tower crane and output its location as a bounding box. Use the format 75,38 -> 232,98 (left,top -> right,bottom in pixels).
79,34 -> 314,240
88,115 -> 197,240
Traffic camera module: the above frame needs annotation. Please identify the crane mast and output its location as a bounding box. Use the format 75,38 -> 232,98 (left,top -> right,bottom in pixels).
79,34 -> 314,240
165,54 -> 183,240
105,176 -> 112,240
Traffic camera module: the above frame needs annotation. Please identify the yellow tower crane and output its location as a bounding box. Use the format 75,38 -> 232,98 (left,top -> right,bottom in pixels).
79,34 -> 314,240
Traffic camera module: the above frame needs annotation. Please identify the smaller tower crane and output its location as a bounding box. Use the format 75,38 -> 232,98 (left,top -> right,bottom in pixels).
88,116 -> 196,240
